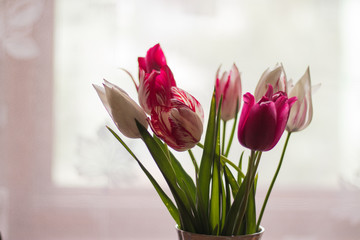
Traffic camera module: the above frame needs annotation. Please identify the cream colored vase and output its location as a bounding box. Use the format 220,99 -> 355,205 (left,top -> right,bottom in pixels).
176,227 -> 265,240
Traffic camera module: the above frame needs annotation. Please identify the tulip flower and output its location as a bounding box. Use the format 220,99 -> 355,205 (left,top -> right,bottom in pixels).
286,67 -> 313,132
254,63 -> 287,101
238,85 -> 297,151
138,65 -> 177,114
93,80 -> 148,138
138,43 -> 167,74
149,87 -> 204,151
215,64 -> 242,121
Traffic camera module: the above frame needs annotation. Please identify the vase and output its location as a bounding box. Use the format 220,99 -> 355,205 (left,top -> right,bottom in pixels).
176,227 -> 264,240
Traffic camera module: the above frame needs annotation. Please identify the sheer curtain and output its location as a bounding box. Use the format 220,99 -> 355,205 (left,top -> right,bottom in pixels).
0,0 -> 359,239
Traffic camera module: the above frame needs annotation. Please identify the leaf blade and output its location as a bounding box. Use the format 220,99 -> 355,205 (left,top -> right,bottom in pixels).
107,126 -> 180,225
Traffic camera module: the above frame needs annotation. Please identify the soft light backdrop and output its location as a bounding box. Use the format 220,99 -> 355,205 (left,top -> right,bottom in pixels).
0,0 -> 359,239
55,0 -> 342,189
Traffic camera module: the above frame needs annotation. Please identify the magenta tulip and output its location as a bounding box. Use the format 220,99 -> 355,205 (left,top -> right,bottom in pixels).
215,64 -> 242,121
238,85 -> 297,151
149,87 -> 204,151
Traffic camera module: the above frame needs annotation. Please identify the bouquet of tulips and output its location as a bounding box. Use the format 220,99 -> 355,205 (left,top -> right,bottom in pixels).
93,44 -> 315,236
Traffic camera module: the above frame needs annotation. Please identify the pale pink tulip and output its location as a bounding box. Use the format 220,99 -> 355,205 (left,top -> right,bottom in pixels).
215,64 -> 242,121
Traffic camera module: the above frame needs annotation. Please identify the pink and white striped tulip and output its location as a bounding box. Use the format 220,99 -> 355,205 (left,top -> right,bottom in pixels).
138,43 -> 167,74
215,64 -> 242,121
149,87 -> 204,151
93,80 -> 148,138
286,67 -> 313,132
138,65 -> 176,114
254,63 -> 287,101
238,85 -> 297,151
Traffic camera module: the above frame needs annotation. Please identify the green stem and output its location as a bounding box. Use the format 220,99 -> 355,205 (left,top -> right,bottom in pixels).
220,155 -> 245,178
224,99 -> 239,157
188,149 -> 199,177
256,132 -> 292,230
222,121 -> 227,155
233,150 -> 261,235
197,142 -> 245,178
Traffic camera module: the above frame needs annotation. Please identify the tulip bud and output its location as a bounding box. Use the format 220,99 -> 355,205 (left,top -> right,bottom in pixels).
215,64 -> 242,121
149,87 -> 204,151
238,85 -> 297,151
286,67 -> 313,132
254,63 -> 287,101
93,80 -> 148,138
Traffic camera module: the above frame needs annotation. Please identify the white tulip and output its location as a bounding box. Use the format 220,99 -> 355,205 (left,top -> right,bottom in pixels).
93,80 -> 148,138
254,63 -> 287,101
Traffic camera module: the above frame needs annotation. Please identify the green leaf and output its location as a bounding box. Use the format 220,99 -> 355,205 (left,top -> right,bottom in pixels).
245,174 -> 257,234
153,135 -> 198,215
224,165 -> 239,198
188,149 -> 199,177
222,151 -> 257,236
237,151 -> 244,185
106,126 -> 180,225
220,165 -> 227,233
197,91 -> 217,233
222,169 -> 248,235
210,96 -> 222,234
135,121 -> 197,232
153,136 -> 197,201
224,98 -> 240,157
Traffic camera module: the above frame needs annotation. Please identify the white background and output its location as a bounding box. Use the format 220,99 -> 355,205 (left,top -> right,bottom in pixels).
0,0 -> 359,239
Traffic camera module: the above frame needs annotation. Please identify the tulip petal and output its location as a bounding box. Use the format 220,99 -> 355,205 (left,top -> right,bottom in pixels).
149,87 -> 204,151
138,65 -> 176,114
238,89 -> 296,151
145,44 -> 166,71
270,96 -> 290,150
238,93 -> 255,146
241,101 -> 277,151
215,64 -> 242,121
170,87 -> 204,123
138,57 -> 147,72
138,43 -> 167,74
254,63 -> 287,101
93,83 -> 112,117
94,80 -> 148,138
149,105 -> 203,151
287,67 -> 313,132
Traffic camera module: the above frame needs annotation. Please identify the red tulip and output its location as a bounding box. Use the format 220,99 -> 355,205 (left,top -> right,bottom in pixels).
215,64 -> 242,121
138,43 -> 167,74
238,85 -> 297,151
149,87 -> 204,151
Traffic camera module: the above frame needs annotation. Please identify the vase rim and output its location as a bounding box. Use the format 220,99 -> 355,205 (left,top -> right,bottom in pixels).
175,225 -> 265,238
